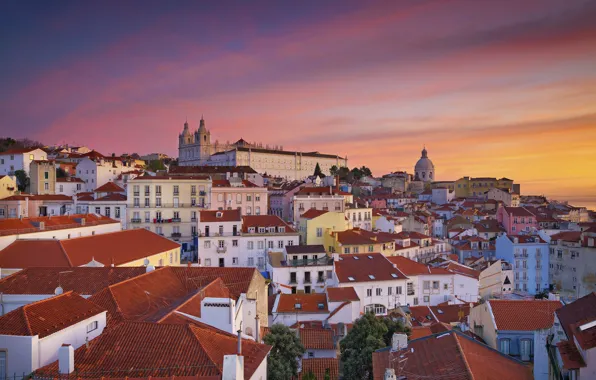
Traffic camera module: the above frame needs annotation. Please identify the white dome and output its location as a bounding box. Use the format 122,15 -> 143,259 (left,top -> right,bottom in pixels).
414,147 -> 435,182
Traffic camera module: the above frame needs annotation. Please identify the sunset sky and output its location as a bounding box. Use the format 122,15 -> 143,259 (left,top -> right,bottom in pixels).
1,1 -> 595,206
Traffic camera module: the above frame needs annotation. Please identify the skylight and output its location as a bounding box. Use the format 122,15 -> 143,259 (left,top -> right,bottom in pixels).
391,273 -> 398,278
348,276 -> 355,281
354,257 -> 359,260
437,309 -> 443,314
368,275 -> 375,280
294,303 -> 302,309
317,303 -> 325,310
367,255 -> 373,259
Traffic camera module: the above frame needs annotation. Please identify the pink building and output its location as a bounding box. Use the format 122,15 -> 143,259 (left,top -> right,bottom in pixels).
269,181 -> 304,221
211,179 -> 268,216
496,206 -> 537,235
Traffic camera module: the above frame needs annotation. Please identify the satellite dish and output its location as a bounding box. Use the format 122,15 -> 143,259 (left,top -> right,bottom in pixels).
146,264 -> 155,273
54,286 -> 64,295
143,258 -> 150,266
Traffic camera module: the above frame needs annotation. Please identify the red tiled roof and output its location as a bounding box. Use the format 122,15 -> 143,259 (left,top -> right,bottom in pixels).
489,300 -> 562,330
35,321 -> 270,379
442,262 -> 481,279
297,186 -> 346,196
550,231 -> 582,243
386,256 -> 451,276
0,147 -> 41,154
168,266 -> 259,301
430,304 -> 474,324
408,306 -> 437,326
199,209 -> 242,223
409,322 -> 451,340
132,175 -> 210,181
300,208 -> 329,219
503,206 -> 535,217
299,358 -> 339,380
276,293 -> 328,313
0,292 -> 105,338
326,287 -> 360,302
1,194 -> 73,201
0,214 -> 117,236
556,340 -> 586,369
555,292 -> 596,350
334,253 -> 407,283
93,193 -> 127,201
211,179 -> 260,188
56,177 -> 85,183
372,331 -> 533,380
299,328 -> 335,350
0,267 -> 147,295
242,215 -> 296,233
0,229 -> 180,268
94,181 -> 125,192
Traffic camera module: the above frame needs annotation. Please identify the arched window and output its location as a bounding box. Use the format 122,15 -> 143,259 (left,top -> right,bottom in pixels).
364,304 -> 386,315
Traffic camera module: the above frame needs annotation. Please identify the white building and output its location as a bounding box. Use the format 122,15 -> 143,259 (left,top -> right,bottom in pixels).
478,259 -> 514,300
197,210 -> 299,269
432,187 -> 455,205
76,157 -> 132,192
211,178 -> 268,215
375,215 -> 403,234
292,186 -> 350,222
55,177 -> 85,196
268,245 -> 333,294
75,182 -> 127,229
0,292 -> 107,377
0,147 -> 47,176
178,118 -> 347,180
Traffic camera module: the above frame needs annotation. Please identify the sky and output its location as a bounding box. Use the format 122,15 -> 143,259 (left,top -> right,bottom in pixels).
1,0 -> 596,206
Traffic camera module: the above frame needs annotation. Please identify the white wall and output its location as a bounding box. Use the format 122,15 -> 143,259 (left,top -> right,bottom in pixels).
303,348 -> 337,359
198,298 -> 235,334
0,335 -> 36,377
248,353 -> 267,380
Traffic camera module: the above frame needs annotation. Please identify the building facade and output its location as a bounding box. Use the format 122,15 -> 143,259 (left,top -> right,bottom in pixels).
178,118 -> 347,180
29,160 -> 56,195
0,148 -> 47,176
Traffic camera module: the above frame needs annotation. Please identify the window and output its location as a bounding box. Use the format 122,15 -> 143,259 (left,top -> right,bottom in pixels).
369,245 -> 374,252
44,182 -> 49,190
407,283 -> 414,295
248,241 -> 254,250
169,252 -> 173,264
413,297 -> 419,305
499,339 -> 511,355
520,339 -> 532,361
247,195 -> 252,201
247,257 -> 254,266
288,240 -> 294,246
316,227 -> 323,237
218,240 -> 225,248
277,240 -> 284,248
344,247 -> 350,254
173,185 -> 179,195
105,207 -> 110,217
87,321 -> 99,333
115,207 -> 120,218
95,207 -> 101,214
388,287 -> 392,295
255,206 -> 261,215
396,286 -> 402,294
376,288 -> 382,296
367,289 -> 372,297
232,240 -> 238,247
353,246 -> 359,253
432,281 -> 439,290
204,241 -> 211,248
423,281 -> 430,290
256,195 -> 260,201
424,296 -> 430,302
267,241 -> 273,249
144,198 -> 150,207
232,257 -> 239,265
205,258 -> 211,266
218,194 -> 224,201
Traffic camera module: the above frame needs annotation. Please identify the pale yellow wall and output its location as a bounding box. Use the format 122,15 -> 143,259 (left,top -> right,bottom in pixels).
469,303 -> 498,349
120,248 -> 182,267
247,271 -> 269,327
305,212 -> 348,246
0,176 -> 17,199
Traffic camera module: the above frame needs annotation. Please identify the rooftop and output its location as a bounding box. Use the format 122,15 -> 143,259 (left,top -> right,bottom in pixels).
299,327 -> 335,350
386,256 -> 451,276
242,215 -> 296,233
94,181 -> 125,192
334,253 -> 407,283
0,214 -> 118,237
300,208 -> 329,219
286,245 -> 326,255
0,292 -> 105,338
372,331 -> 532,380
275,293 -> 329,313
489,299 -> 562,331
298,358 -> 339,380
199,209 -> 242,223
326,287 -> 360,302
555,292 -> 596,351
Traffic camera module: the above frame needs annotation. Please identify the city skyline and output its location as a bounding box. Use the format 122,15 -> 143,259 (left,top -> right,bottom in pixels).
1,1 -> 595,206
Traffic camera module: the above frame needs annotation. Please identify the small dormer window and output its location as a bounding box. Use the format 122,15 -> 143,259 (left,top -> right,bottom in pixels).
248,227 -> 256,233
294,303 -> 302,309
317,303 -> 325,310
279,226 -> 285,233
348,276 -> 355,281
258,227 -> 265,233
216,211 -> 223,218
369,275 -> 375,280
391,273 -> 398,278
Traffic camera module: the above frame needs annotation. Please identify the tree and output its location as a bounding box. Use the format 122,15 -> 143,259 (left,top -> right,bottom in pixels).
14,170 -> 29,192
263,324 -> 305,380
147,160 -> 166,172
302,371 -> 317,380
329,165 -> 339,176
350,167 -> 363,180
56,167 -> 67,178
337,166 -> 350,180
313,162 -> 324,178
360,166 -> 372,178
340,313 -> 410,380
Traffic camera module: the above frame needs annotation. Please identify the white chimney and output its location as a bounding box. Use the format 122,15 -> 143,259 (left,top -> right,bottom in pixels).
391,333 -> 408,352
58,344 -> 74,374
223,355 -> 244,380
384,368 -> 397,380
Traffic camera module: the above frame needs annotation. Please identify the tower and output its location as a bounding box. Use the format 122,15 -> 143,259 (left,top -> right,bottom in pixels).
194,116 -> 211,163
414,146 -> 435,183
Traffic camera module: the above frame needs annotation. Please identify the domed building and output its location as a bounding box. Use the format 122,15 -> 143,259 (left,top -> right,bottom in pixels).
414,147 -> 435,183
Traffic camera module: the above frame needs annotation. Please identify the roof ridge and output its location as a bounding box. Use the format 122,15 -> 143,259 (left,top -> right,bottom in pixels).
453,332 -> 475,380
187,324 -> 224,373
20,291 -> 76,335
325,301 -> 351,321
57,240 -> 74,267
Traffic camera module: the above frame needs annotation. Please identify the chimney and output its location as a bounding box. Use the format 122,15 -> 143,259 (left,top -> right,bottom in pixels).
237,328 -> 242,355
384,368 -> 397,380
255,314 -> 260,342
223,355 -> 244,380
335,175 -> 340,193
391,333 -> 408,352
58,344 -> 75,374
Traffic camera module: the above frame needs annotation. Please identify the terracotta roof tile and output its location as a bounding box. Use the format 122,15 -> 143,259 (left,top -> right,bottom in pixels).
242,215 -> 296,233
556,340 -> 586,369
386,256 -> 451,276
489,300 -> 562,330
334,253 -> 408,283
199,209 -> 242,223
409,322 -> 451,340
555,292 -> 596,350
34,321 -> 270,379
299,328 -> 335,350
94,181 -> 125,192
168,266 -> 259,301
0,267 -> 147,295
276,293 -> 328,313
430,304 -> 474,324
408,306 -> 438,326
0,229 -> 180,268
373,331 -> 533,380
326,287 -> 360,302
0,214 -> 118,236
550,231 -> 582,243
503,206 -> 535,217
0,292 -> 105,338
299,358 -> 339,380
56,177 -> 85,183
300,208 -> 329,219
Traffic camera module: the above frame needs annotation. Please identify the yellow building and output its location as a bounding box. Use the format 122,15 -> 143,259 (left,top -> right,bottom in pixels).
0,175 -> 17,199
29,160 -> 56,195
431,181 -> 455,192
298,209 -> 348,245
454,177 -> 514,198
324,228 -> 395,256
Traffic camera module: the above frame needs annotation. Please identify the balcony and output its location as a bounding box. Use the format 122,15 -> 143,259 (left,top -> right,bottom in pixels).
317,277 -> 325,283
191,191 -> 197,196
289,278 -> 297,285
172,218 -> 181,223
144,192 -> 150,196
173,192 -> 180,196
156,192 -> 162,196
133,191 -> 140,196
131,218 -> 142,223
282,257 -> 333,267
191,218 -> 197,222
216,246 -> 227,254
171,232 -> 182,240
199,191 -> 207,196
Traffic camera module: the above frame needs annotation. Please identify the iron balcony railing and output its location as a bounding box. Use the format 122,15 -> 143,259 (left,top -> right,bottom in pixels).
131,203 -> 209,208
